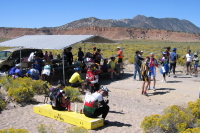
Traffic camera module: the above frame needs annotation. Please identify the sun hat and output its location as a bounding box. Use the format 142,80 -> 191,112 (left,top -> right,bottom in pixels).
117,46 -> 120,49
141,51 -> 143,53
194,53 -> 198,56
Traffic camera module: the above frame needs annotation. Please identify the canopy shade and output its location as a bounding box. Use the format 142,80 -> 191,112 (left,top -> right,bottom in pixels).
0,35 -> 120,49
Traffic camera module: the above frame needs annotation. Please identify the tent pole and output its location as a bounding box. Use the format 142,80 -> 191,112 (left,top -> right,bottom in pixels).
62,50 -> 65,84
84,43 -> 86,55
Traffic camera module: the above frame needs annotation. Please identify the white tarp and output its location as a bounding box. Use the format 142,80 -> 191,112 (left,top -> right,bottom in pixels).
0,35 -> 120,49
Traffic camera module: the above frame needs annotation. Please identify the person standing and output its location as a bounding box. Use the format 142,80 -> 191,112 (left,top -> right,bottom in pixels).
66,47 -> 73,65
141,56 -> 150,96
117,46 -> 123,68
44,51 -> 49,61
160,52 -> 169,82
193,53 -> 199,77
186,50 -> 193,75
78,47 -> 84,63
48,51 -> 54,61
148,53 -> 158,91
92,46 -> 97,55
94,49 -> 103,64
165,47 -> 171,61
133,51 -> 144,81
169,48 -> 178,77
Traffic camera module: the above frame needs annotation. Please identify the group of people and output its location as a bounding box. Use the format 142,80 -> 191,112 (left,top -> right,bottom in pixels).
134,47 -> 199,96
8,50 -> 55,84
50,79 -> 110,125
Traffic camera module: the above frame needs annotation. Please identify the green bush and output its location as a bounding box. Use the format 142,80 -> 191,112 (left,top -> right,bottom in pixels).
0,75 -> 13,91
8,85 -> 34,103
140,114 -> 161,131
187,99 -> 200,119
180,127 -> 200,133
0,99 -> 6,110
128,56 -> 134,64
37,124 -> 56,133
0,89 -> 6,110
63,86 -> 82,102
0,127 -> 29,133
141,99 -> 200,133
0,76 -> 48,103
37,124 -> 88,133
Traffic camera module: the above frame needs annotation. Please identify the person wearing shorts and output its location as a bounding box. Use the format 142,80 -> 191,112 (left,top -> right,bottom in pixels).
117,46 -> 123,68
193,53 -> 199,77
141,56 -> 150,96
186,50 -> 193,75
148,53 -> 158,91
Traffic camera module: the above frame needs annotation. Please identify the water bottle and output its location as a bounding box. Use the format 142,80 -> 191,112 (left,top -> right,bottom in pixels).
75,104 -> 78,113
67,97 -> 71,112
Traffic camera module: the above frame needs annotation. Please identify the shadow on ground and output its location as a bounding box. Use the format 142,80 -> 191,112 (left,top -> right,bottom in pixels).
177,76 -> 192,78
167,81 -> 182,83
100,73 -> 133,85
147,88 -> 176,96
96,121 -> 132,130
109,110 -> 125,114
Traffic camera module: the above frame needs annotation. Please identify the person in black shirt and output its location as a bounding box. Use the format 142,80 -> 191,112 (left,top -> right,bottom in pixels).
66,47 -> 73,65
78,47 -> 84,63
133,51 -> 144,81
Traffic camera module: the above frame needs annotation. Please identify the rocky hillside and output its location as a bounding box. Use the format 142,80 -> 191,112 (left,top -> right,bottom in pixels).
0,27 -> 200,42
56,15 -> 200,34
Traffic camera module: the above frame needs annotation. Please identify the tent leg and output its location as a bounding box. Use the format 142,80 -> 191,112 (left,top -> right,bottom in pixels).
62,51 -> 65,84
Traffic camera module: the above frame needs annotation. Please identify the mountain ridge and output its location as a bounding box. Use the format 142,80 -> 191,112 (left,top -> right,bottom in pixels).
56,15 -> 200,34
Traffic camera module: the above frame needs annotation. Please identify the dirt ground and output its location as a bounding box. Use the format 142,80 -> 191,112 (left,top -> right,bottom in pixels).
0,64 -> 200,133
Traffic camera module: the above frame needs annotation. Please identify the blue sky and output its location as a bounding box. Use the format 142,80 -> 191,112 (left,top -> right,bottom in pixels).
1,0 -> 200,28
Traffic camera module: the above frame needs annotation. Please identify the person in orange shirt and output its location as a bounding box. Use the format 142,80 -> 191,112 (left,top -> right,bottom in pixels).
117,46 -> 123,68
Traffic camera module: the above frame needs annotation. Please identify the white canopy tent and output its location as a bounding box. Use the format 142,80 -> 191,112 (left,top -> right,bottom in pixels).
0,35 -> 120,49
0,35 -> 121,83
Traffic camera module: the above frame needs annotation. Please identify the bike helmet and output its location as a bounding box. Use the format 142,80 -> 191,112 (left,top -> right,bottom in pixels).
74,67 -> 81,71
162,52 -> 166,55
188,50 -> 191,52
57,80 -> 65,87
150,53 -> 155,56
172,48 -> 177,51
194,53 -> 198,56
100,86 -> 110,96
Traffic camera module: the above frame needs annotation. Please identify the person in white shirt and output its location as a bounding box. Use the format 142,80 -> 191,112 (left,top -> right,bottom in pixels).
185,50 -> 193,75
28,52 -> 35,62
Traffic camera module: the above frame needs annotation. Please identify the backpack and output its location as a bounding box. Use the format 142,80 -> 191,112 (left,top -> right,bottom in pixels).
49,88 -> 62,109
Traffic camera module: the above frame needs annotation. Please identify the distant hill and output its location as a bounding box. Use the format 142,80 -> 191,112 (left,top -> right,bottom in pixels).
56,15 -> 200,34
